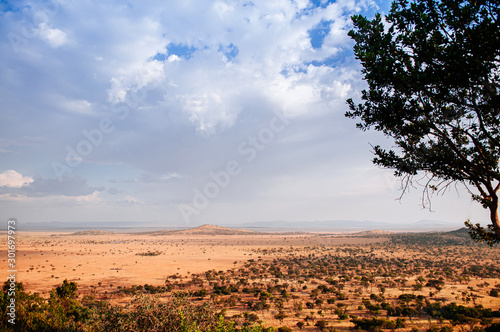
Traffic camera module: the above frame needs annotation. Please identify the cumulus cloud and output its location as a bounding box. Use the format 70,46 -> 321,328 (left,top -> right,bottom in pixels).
149,0 -> 364,132
107,60 -> 165,104
0,170 -> 33,188
180,91 -> 240,135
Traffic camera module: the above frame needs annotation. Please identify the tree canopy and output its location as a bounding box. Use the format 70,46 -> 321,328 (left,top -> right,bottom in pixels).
346,0 -> 500,244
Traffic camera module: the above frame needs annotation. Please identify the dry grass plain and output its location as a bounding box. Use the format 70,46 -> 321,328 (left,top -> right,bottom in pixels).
1,225 -> 500,331
1,227 -> 384,295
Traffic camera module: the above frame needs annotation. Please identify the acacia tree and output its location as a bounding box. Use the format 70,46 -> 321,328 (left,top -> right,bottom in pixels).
346,0 -> 500,244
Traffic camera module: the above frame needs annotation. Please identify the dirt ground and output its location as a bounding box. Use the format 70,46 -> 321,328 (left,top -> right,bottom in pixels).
1,228 -> 499,331
0,230 -> 385,295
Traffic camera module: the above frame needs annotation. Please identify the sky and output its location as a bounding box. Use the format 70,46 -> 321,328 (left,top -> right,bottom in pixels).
0,0 -> 487,228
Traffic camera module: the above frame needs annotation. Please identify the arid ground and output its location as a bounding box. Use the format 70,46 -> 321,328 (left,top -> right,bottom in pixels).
2,226 -> 385,294
1,225 -> 500,331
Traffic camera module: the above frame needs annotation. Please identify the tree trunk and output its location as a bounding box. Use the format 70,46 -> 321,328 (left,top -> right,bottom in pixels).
490,194 -> 500,239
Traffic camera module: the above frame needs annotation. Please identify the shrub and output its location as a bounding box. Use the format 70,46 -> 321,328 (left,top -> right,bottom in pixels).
1,280 -> 90,332
351,317 -> 405,331
315,319 -> 328,329
56,279 -> 78,299
277,327 -> 292,332
193,289 -> 208,297
486,323 -> 500,332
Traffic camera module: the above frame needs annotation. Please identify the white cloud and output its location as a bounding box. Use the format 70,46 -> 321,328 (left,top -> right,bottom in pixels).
133,171 -> 183,183
107,60 -> 165,103
37,23 -> 67,48
61,98 -> 93,115
180,91 -> 240,134
0,170 -> 33,188
160,172 -> 182,181
167,54 -> 181,62
213,1 -> 234,18
141,0 -> 364,132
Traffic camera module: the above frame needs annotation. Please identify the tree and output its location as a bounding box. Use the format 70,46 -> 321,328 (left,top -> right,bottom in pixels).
55,279 -> 78,299
346,0 -> 500,244
314,319 -> 328,330
274,311 -> 287,323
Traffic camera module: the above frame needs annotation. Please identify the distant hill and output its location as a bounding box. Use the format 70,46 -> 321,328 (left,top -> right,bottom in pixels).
446,227 -> 470,236
150,224 -> 257,236
351,229 -> 393,236
389,227 -> 478,246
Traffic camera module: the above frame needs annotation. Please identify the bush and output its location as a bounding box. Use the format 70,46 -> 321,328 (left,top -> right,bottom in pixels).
0,282 -> 279,332
315,319 -> 328,329
87,292 -> 220,331
486,323 -> 500,332
439,326 -> 453,332
193,289 -> 208,297
351,317 -> 405,331
277,327 -> 292,332
0,280 -> 90,332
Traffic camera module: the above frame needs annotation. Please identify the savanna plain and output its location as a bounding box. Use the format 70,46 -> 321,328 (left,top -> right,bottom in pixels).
1,224 -> 499,331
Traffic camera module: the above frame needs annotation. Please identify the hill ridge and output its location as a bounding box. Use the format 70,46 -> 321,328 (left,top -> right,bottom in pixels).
150,224 -> 257,236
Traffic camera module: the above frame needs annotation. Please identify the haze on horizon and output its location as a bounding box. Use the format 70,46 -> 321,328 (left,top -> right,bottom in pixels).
0,0 -> 487,227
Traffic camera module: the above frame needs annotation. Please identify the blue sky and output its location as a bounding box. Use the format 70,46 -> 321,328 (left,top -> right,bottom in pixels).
0,0 -> 486,227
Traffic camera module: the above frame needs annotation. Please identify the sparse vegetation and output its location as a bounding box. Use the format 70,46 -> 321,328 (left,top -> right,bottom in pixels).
3,229 -> 499,331
135,251 -> 162,256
